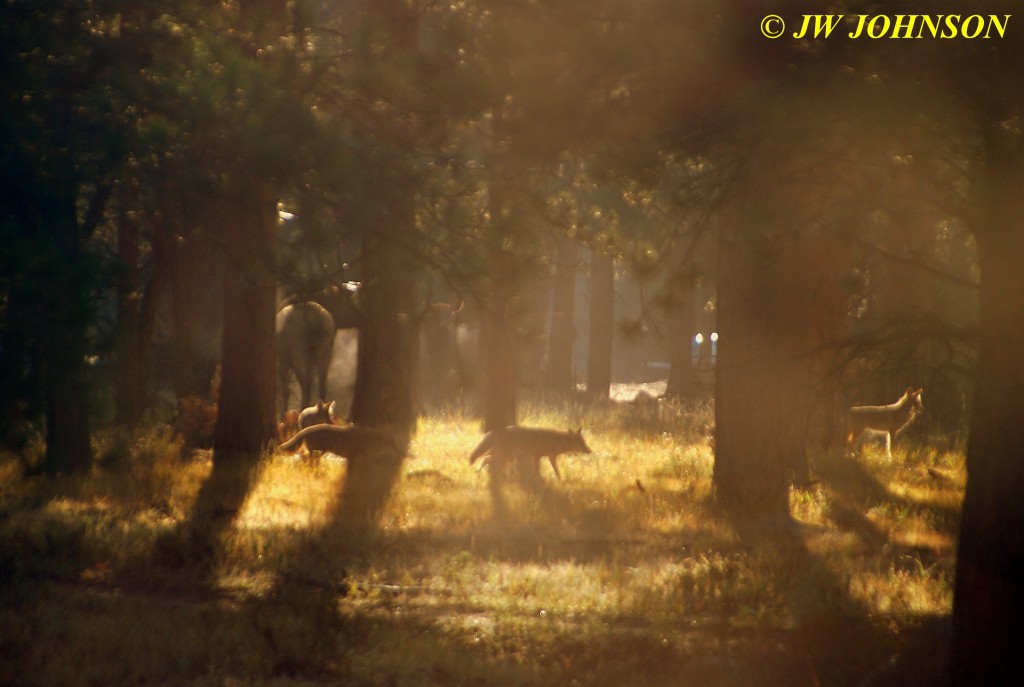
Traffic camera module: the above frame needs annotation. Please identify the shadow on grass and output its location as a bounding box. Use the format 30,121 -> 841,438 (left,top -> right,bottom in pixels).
0,434 -> 957,687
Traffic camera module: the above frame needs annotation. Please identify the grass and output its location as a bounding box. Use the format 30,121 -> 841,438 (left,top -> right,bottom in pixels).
0,399 -> 962,686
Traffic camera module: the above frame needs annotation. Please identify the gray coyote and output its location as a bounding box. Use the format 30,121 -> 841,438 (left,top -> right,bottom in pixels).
278,423 -> 397,460
470,426 -> 592,482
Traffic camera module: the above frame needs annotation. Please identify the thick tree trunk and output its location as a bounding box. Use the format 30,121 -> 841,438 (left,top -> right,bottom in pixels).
42,360 -> 92,475
170,227 -> 223,402
545,235 -> 578,393
343,214 -> 417,521
41,91 -> 93,475
714,217 -> 848,514
480,293 -> 518,432
950,149 -> 1024,686
586,249 -> 614,399
348,205 -> 418,434
212,192 -> 278,459
713,231 -> 793,517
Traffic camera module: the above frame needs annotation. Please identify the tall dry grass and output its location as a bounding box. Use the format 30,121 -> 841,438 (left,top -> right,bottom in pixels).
0,400 -> 962,686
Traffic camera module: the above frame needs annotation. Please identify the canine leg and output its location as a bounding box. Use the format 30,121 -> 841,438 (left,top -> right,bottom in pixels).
547,456 -> 562,480
516,454 -> 544,492
884,431 -> 892,458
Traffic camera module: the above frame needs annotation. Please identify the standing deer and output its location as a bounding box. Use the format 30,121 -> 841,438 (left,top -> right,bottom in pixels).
276,302 -> 336,413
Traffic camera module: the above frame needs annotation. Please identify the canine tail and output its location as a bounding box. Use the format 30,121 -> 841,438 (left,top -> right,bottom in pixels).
469,431 -> 496,465
279,425 -> 313,453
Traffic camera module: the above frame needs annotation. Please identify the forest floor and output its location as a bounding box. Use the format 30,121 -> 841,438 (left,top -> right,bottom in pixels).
0,394 -> 962,686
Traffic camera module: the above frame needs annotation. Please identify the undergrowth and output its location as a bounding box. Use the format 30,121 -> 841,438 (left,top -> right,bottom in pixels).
0,401 -> 962,686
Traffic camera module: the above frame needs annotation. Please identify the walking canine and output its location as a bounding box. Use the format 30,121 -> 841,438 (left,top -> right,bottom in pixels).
846,387 -> 923,458
469,426 -> 592,483
278,423 -> 398,460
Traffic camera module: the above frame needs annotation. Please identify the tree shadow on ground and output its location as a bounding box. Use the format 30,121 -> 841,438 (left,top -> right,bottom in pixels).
815,450 -> 962,538
723,507 -> 951,687
0,434 -> 958,686
153,450 -> 265,583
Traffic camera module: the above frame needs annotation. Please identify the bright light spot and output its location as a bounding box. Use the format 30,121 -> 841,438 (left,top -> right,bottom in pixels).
710,332 -> 719,342
694,334 -> 704,344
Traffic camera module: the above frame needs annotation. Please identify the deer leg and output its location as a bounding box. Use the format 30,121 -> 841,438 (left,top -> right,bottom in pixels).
279,360 -> 291,416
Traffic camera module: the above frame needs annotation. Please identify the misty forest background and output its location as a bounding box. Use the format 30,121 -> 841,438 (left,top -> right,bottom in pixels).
2,1 -> 1024,685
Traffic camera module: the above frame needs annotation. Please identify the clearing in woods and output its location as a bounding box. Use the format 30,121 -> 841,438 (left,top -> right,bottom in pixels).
0,396 -> 961,686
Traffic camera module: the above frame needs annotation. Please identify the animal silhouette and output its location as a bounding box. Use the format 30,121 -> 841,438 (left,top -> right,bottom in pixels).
276,302 -> 335,413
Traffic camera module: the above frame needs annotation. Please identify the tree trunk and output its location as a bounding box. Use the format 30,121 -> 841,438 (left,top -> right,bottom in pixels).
950,143 -> 1024,687
348,205 -> 418,434
170,227 -> 223,402
545,235 -> 578,393
713,229 -> 793,517
586,249 -> 614,399
664,279 -> 697,400
41,91 -> 93,475
342,210 -> 418,521
714,217 -> 848,514
114,189 -> 143,424
134,224 -> 172,415
114,187 -> 169,425
479,154 -> 520,433
212,191 -> 278,459
480,293 -> 518,432
712,107 -> 856,513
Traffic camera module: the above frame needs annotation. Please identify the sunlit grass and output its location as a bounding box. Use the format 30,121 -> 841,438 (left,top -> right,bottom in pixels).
0,401 -> 963,686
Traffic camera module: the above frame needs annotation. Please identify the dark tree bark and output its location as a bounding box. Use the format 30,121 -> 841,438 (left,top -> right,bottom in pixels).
339,0 -> 421,523
114,189 -> 170,425
169,226 -> 223,402
212,190 -> 278,459
341,213 -> 418,522
586,249 -> 614,399
480,292 -> 518,432
713,227 -> 794,518
347,205 -> 418,434
713,152 -> 851,515
544,235 -> 578,393
664,278 -> 697,400
39,92 -> 101,475
950,131 -> 1024,687
479,154 -> 520,433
